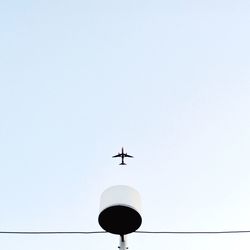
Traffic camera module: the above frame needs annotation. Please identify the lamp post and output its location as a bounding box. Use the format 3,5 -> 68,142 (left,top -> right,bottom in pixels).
98,185 -> 142,249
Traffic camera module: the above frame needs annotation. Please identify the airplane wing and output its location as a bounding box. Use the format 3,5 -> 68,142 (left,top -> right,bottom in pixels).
124,153 -> 133,158
112,153 -> 122,158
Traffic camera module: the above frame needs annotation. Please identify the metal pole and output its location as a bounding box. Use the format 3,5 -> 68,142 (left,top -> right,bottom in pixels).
118,235 -> 128,250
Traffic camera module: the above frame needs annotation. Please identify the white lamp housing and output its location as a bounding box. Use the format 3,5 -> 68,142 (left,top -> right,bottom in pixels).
98,185 -> 142,235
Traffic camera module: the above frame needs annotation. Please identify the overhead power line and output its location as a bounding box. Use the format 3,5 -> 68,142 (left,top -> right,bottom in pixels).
0,231 -> 106,234
136,230 -> 250,234
1,230 -> 250,235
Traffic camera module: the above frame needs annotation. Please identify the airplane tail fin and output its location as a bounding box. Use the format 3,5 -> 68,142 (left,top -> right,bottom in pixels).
119,162 -> 126,166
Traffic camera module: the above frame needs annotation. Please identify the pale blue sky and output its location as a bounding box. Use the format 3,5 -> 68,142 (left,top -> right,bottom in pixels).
1,1 -> 250,249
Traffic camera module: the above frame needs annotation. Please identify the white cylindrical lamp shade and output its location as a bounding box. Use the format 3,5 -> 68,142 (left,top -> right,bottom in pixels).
98,185 -> 142,235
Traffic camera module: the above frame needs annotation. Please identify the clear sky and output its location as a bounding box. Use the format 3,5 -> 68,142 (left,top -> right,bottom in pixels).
1,0 -> 250,249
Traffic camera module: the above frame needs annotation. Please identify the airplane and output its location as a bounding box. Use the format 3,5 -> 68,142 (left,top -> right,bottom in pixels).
112,147 -> 133,165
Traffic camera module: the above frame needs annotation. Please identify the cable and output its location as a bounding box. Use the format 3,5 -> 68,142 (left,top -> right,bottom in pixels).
0,231 -> 107,234
136,230 -> 250,234
1,230 -> 250,235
